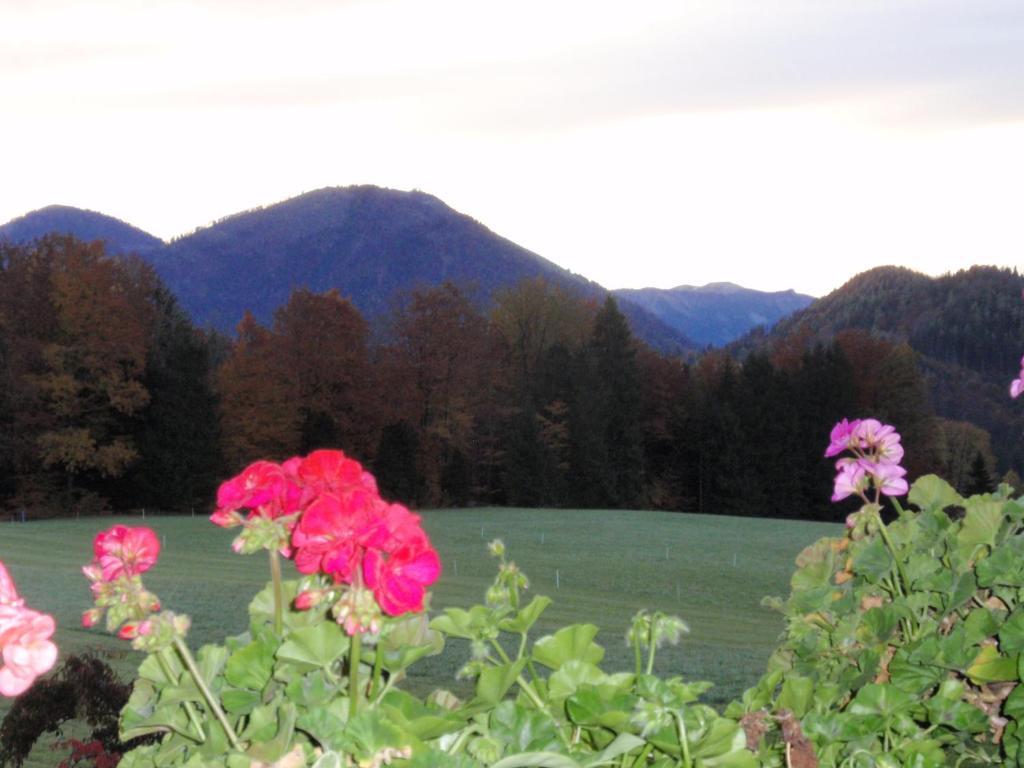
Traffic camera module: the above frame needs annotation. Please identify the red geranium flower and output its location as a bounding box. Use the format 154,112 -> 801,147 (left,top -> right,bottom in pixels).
292,491 -> 383,583
363,543 -> 441,617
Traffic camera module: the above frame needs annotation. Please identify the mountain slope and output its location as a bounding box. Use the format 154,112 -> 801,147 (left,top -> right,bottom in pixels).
0,189 -> 696,353
736,265 -> 1024,472
152,186 -> 694,351
0,204 -> 164,257
614,282 -> 814,347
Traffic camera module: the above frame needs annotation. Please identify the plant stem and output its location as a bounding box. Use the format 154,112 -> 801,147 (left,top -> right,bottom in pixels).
269,548 -> 284,635
349,630 -> 362,717
633,633 -> 643,678
157,649 -> 206,743
488,639 -> 570,747
370,643 -> 384,700
873,509 -> 909,595
646,616 -> 657,675
173,636 -> 241,752
673,710 -> 692,768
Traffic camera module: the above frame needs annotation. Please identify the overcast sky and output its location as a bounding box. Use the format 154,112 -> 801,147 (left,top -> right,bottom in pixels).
3,0 -> 1023,296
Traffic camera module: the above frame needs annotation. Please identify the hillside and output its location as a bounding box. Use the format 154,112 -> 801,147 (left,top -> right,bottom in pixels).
0,204 -> 164,257
0,188 -> 696,353
614,281 -> 814,347
737,265 -> 1024,472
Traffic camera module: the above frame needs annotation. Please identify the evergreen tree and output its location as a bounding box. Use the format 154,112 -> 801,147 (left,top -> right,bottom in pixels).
964,450 -> 995,496
122,286 -> 223,511
590,296 -> 644,508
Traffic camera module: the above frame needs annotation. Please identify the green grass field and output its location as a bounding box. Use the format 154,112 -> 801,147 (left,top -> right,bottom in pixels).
0,508 -> 839,763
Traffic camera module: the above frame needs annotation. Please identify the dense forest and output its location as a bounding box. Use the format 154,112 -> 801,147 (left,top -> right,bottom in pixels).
0,236 -> 1018,522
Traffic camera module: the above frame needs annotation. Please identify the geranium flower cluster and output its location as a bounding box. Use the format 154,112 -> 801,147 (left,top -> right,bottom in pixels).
212,449 -> 441,635
1011,355 -> 1024,399
0,561 -> 57,696
82,525 -> 166,643
825,418 -> 909,502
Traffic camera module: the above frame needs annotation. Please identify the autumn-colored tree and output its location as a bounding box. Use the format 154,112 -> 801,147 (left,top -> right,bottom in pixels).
0,237 -> 155,513
217,312 -> 301,469
217,289 -> 375,472
491,279 -> 597,505
380,283 -> 497,505
272,289 -> 376,457
491,278 -> 596,398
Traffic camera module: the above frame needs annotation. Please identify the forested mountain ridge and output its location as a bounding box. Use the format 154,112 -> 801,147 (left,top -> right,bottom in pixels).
735,265 -> 1024,473
614,282 -> 814,347
0,187 -> 697,354
0,205 -> 164,258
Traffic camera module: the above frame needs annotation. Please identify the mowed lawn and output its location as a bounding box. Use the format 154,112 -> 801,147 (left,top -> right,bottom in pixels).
0,508 -> 839,724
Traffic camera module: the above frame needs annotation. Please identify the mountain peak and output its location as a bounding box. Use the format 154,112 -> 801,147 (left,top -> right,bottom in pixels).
0,204 -> 165,255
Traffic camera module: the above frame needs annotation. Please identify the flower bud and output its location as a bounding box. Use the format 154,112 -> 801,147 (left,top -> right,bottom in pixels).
295,590 -> 321,610
81,608 -> 100,628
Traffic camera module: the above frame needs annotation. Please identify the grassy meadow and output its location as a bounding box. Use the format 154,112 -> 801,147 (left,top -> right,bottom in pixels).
0,508 -> 839,761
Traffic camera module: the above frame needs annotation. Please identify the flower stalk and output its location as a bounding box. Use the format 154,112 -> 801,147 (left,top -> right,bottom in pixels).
349,630 -> 362,717
173,636 -> 241,752
269,548 -> 284,635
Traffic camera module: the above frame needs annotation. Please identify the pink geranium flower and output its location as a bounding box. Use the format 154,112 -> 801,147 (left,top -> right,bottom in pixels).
1011,355 -> 1024,399
212,460 -> 303,526
867,460 -> 909,497
93,526 -> 161,581
363,543 -> 441,617
0,562 -> 57,697
831,459 -> 867,502
824,418 -> 861,457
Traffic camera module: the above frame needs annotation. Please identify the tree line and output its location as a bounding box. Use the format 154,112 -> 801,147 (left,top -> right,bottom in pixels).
0,236 -> 1008,521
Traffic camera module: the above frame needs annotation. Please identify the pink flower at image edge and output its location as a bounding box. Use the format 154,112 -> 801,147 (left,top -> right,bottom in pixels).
1011,355 -> 1024,398
0,562 -> 57,696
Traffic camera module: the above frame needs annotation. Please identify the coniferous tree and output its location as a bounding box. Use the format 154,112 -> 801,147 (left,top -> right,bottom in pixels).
589,296 -> 644,508
964,451 -> 995,496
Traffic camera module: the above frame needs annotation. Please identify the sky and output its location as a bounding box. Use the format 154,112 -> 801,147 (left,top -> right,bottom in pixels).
2,0 -> 1023,297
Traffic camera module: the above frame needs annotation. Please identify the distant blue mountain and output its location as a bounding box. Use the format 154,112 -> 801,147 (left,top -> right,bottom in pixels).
0,204 -> 164,258
614,282 -> 815,347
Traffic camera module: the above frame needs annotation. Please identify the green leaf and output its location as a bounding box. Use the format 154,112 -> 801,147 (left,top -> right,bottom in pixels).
244,702 -> 298,765
221,688 -> 260,714
547,660 -> 607,702
776,675 -> 813,718
957,500 -> 1004,560
964,608 -> 1001,646
582,733 -> 645,767
790,539 -> 835,591
276,620 -> 349,671
378,613 -> 445,673
311,753 -> 344,768
859,606 -> 899,644
1001,609 -> 1024,654
225,630 -> 275,691
565,687 -> 635,731
532,624 -> 605,670
499,596 -> 553,634
489,700 -> 561,753
847,683 -> 915,719
378,690 -> 465,741
852,538 -> 893,582
967,645 -> 1019,684
491,753 -> 581,768
296,703 -> 348,750
909,475 -> 962,512
1004,684 -> 1024,722
476,658 -> 528,705
430,606 -> 496,640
